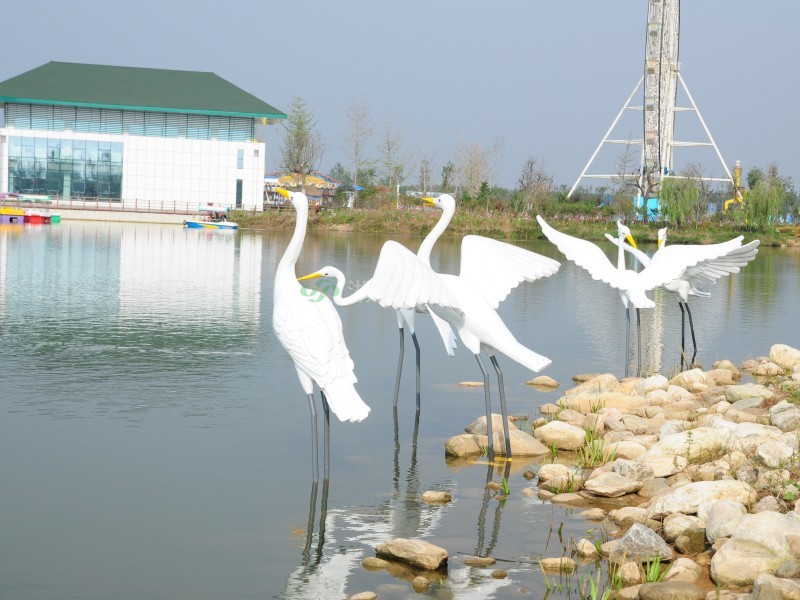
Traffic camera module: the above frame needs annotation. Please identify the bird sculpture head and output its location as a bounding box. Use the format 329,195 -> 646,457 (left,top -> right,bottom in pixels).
275,187 -> 308,209
657,228 -> 668,248
616,220 -> 638,249
297,267 -> 340,282
422,193 -> 456,213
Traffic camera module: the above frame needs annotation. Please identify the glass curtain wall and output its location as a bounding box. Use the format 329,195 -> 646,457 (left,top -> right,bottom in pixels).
7,136 -> 123,201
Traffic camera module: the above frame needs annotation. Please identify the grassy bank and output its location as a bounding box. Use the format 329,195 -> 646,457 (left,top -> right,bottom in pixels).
231,207 -> 800,247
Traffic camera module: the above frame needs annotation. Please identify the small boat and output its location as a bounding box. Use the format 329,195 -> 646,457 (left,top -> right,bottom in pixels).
184,205 -> 238,230
0,206 -> 25,224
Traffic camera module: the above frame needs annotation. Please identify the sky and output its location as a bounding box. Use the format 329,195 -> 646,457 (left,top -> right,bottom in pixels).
1,0 -> 797,190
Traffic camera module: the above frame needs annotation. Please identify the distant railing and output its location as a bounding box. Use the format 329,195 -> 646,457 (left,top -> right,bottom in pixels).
0,196 -> 232,215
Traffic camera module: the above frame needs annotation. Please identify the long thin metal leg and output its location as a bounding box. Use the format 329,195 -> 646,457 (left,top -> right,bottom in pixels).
302,480 -> 319,565
490,355 -> 512,459
307,393 -> 319,483
321,391 -> 331,481
679,301 -> 686,369
625,307 -> 631,378
412,332 -> 421,412
475,354 -> 494,462
636,308 -> 642,377
685,302 -> 698,366
393,327 -> 404,407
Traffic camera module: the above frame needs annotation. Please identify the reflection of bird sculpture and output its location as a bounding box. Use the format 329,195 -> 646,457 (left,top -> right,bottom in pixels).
415,195 -> 561,461
272,188 -> 370,482
605,227 -> 760,367
538,216 -> 750,377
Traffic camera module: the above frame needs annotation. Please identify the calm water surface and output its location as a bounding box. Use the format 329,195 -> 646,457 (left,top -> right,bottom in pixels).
0,221 -> 798,599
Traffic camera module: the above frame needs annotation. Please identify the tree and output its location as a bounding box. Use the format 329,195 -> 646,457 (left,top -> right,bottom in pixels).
517,157 -> 554,214
454,140 -> 487,201
612,140 -> 659,222
746,163 -> 786,230
659,176 -> 698,229
377,116 -> 408,205
328,162 -> 353,188
746,166 -> 764,191
343,98 -> 373,208
682,163 -> 711,225
279,97 -> 325,190
441,161 -> 454,193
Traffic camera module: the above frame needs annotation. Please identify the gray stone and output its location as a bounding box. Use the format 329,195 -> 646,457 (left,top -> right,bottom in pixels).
750,572 -> 800,600
637,581 -> 705,600
705,500 -> 747,543
753,496 -> 788,513
674,527 -> 707,554
662,557 -> 703,583
648,480 -> 757,518
757,439 -> 795,468
664,513 -> 702,543
771,406 -> 800,432
539,557 -> 577,572
710,512 -> 800,587
609,523 -> 674,563
771,344 -> 800,371
725,383 -> 774,403
375,538 -> 448,570
462,555 -> 496,567
584,472 -> 642,497
613,458 -> 655,482
533,420 -> 587,450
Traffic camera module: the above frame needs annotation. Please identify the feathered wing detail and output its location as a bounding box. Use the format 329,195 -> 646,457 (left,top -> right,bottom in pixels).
638,237 -> 748,290
427,306 -> 457,356
457,235 -> 560,308
366,241 -> 462,314
537,215 -> 627,288
273,292 -> 370,422
681,239 -> 760,288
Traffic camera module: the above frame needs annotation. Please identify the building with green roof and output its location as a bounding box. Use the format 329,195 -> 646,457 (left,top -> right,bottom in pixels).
0,61 -> 286,211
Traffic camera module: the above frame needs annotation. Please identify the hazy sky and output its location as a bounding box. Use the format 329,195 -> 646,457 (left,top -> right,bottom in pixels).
1,0 -> 796,190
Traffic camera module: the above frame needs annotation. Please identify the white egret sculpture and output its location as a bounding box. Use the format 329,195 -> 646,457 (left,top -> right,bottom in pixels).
416,194 -> 561,460
605,227 -> 760,366
538,215 -> 749,376
272,188 -> 370,482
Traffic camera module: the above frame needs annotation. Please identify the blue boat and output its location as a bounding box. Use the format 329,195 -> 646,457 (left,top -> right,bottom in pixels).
184,205 -> 238,230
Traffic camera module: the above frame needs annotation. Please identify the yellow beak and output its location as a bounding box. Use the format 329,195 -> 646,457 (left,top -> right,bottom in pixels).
422,197 -> 436,206
625,234 -> 638,250
275,188 -> 290,199
297,272 -> 322,282
657,238 -> 664,249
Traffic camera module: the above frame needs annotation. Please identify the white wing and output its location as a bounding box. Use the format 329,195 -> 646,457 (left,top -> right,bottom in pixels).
638,236 -> 748,290
365,241 -> 462,314
273,293 -> 357,392
457,235 -> 560,308
681,239 -> 760,288
604,233 -> 652,267
537,215 -> 626,288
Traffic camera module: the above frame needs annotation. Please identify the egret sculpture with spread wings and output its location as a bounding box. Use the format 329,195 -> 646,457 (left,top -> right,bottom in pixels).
272,188 -> 370,482
605,227 -> 760,367
537,216 -> 747,377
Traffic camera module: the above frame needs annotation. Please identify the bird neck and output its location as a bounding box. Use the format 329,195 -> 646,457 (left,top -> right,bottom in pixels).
617,231 -> 626,271
417,205 -> 453,264
275,200 -> 308,293
331,271 -> 371,307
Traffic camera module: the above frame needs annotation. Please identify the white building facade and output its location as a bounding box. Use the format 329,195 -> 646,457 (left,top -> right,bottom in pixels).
0,62 -> 285,212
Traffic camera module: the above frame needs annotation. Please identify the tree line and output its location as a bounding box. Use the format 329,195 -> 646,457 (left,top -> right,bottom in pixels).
277,96 -> 798,232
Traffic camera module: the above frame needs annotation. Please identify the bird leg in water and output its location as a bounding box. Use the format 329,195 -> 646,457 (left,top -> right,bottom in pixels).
393,327 -> 404,407
625,307 -> 631,378
489,355 -> 512,459
475,354 -> 494,462
679,301 -> 687,370
321,391 -> 331,481
636,308 -> 642,377
301,479 -> 318,566
307,393 -> 319,483
412,332 -> 421,412
685,302 -> 698,367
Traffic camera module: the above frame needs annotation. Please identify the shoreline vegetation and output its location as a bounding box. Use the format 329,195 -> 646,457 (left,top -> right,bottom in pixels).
231,206 -> 800,247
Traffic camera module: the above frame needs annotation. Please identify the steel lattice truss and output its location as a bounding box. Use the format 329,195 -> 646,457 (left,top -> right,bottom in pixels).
568,0 -> 732,198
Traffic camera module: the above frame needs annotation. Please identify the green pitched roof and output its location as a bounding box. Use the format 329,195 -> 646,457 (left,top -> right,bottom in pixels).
0,61 -> 286,119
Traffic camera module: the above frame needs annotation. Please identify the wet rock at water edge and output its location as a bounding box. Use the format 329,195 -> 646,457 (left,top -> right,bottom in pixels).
362,556 -> 390,571
458,381 -> 484,387
637,581 -> 705,600
348,592 -> 377,600
375,538 -> 448,570
462,555 -> 496,567
421,490 -> 452,504
490,569 -> 508,579
608,523 -> 674,563
526,375 -> 559,389
539,557 -> 577,573
411,576 -> 429,592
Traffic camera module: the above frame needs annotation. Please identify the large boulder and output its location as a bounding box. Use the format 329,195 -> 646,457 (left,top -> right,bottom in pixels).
648,480 -> 757,518
770,344 -> 800,371
584,472 -> 642,498
608,523 -> 674,563
725,383 -> 774,403
710,512 -> 800,587
635,427 -> 727,478
375,538 -> 448,570
705,500 -> 747,543
669,369 -> 708,392
533,420 -> 586,450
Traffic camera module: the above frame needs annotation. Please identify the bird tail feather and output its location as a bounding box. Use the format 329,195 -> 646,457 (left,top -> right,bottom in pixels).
322,379 -> 371,422
503,341 -> 552,373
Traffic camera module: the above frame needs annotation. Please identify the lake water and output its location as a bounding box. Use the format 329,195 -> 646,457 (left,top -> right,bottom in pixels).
0,220 -> 798,600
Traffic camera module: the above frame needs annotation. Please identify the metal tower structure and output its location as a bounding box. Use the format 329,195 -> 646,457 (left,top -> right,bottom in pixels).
568,0 -> 733,198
